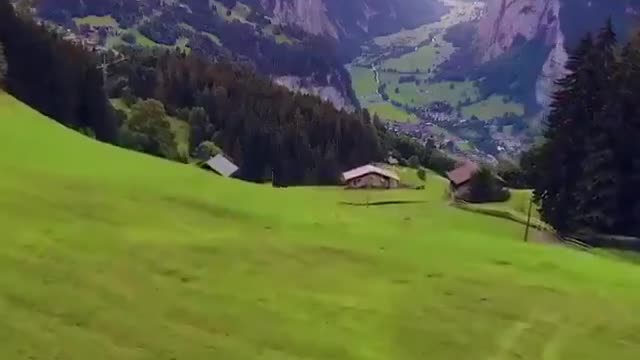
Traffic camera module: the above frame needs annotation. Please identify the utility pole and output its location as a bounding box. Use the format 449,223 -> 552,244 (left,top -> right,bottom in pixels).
524,195 -> 534,242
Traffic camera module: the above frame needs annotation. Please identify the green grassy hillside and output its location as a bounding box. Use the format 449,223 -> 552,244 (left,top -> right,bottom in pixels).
1,93 -> 640,359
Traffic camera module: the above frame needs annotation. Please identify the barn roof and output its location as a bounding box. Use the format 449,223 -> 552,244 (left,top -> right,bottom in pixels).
342,165 -> 400,182
446,161 -> 478,186
204,154 -> 239,178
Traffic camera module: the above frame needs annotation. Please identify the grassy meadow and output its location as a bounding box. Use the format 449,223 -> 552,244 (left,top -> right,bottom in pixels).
73,15 -> 119,28
462,95 -> 526,120
380,43 -> 452,74
366,103 -> 417,123
349,66 -> 378,97
2,93 -> 640,359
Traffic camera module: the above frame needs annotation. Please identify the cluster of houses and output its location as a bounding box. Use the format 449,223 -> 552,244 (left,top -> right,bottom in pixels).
201,154 -> 496,202
339,161 -> 481,199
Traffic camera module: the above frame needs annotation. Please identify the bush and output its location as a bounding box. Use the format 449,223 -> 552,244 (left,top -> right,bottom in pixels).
417,167 -> 426,181
408,155 -> 420,169
466,167 -> 510,203
195,141 -> 221,161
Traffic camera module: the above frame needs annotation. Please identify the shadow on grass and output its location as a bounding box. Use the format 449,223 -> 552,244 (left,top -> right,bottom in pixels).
339,200 -> 428,207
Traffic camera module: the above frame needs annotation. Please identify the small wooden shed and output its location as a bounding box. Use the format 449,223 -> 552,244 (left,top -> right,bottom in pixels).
446,161 -> 478,199
203,154 -> 239,178
342,165 -> 400,189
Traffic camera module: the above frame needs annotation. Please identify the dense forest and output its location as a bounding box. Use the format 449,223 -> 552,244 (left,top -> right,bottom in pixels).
108,47 -> 454,185
34,0 -> 357,103
0,0 -> 117,142
1,0 -> 452,186
530,20 -> 640,237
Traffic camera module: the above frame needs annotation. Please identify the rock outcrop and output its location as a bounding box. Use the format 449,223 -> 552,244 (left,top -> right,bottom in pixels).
274,75 -> 355,111
260,0 -> 338,38
475,0 -> 561,62
474,0 -> 567,106
260,0 -> 445,41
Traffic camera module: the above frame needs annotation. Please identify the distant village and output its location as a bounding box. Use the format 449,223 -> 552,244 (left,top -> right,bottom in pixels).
384,101 -> 530,164
50,16 -> 528,165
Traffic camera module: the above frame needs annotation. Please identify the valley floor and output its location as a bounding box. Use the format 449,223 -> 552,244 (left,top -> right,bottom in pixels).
1,94 -> 640,359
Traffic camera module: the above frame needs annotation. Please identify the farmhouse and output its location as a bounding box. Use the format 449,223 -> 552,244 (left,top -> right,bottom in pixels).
203,154 -> 239,178
446,161 -> 478,199
342,165 -> 400,189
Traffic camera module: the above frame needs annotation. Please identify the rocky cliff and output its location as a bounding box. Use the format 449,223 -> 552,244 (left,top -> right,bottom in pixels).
476,0 -> 560,62
474,0 -> 640,107
260,0 -> 446,41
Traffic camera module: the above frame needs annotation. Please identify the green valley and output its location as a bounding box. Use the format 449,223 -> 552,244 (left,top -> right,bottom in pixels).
2,92 -> 640,359
349,0 -> 524,123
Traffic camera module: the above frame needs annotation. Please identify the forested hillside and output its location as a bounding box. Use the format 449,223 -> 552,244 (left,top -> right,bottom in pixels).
1,0 -> 453,186
0,0 -> 116,142
530,20 -> 640,238
32,0 -> 446,110
108,46 -> 455,185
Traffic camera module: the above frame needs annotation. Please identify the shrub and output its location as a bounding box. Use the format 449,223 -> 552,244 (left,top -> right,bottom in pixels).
467,167 -> 510,203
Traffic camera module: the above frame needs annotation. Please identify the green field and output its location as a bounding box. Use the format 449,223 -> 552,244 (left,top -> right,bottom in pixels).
348,66 -> 378,97
387,80 -> 480,107
462,95 -> 525,120
366,103 -> 417,123
2,93 -> 640,359
73,15 -> 119,28
380,43 -> 454,74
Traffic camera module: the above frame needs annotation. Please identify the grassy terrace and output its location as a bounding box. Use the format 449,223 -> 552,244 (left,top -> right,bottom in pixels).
1,93 -> 640,359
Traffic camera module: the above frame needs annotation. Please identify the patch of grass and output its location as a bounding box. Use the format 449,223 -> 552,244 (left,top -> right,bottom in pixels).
366,103 -> 417,123
130,29 -> 159,47
349,66 -> 378,96
387,80 -> 480,107
3,93 -> 640,359
462,95 -> 525,120
380,43 -> 453,74
73,15 -> 118,28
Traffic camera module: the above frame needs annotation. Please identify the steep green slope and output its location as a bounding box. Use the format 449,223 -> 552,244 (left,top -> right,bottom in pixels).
1,93 -> 640,359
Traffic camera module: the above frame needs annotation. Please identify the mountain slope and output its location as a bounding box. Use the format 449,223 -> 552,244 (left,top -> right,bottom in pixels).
3,93 -> 640,358
472,0 -> 640,107
34,0 -> 446,110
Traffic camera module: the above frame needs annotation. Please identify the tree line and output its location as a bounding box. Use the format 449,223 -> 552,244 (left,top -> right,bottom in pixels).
529,20 -> 640,237
110,47 -> 455,185
3,0 -> 452,186
0,0 -> 117,142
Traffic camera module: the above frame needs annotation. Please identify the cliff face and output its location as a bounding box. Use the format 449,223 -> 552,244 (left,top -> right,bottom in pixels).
260,0 -> 339,38
475,0 -> 640,106
260,0 -> 446,41
475,0 -> 561,62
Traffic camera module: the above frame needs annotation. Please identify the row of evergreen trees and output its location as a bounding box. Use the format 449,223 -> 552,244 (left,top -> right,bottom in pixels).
111,49 -> 388,185
2,0 -> 451,186
532,20 -> 640,237
0,0 -> 117,142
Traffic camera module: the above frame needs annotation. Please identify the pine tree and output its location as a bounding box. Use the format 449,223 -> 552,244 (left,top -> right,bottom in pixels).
614,39 -> 640,236
573,20 -> 619,233
0,42 -> 6,89
535,34 -> 596,233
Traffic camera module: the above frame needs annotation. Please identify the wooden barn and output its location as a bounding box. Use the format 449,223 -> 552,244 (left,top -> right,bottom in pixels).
342,165 -> 400,189
446,161 -> 478,199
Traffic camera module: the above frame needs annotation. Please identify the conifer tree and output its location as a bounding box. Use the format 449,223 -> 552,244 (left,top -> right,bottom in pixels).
535,34 -> 596,232
574,20 -> 619,232
0,42 -> 7,89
